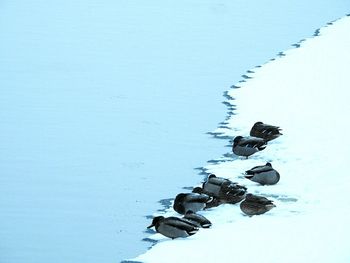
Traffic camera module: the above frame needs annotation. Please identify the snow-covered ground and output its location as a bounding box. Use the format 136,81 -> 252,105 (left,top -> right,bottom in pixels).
132,15 -> 350,263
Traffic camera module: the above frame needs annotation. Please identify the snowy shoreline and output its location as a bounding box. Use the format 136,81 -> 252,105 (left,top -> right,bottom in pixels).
130,14 -> 350,263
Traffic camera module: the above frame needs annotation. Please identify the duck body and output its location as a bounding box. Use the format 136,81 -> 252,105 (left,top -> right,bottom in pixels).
250,122 -> 282,141
148,216 -> 199,239
173,193 -> 212,214
245,162 -> 280,185
240,193 -> 275,216
232,136 -> 267,158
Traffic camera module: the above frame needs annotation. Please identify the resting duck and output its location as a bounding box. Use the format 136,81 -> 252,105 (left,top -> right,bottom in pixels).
183,211 -> 212,228
250,121 -> 282,141
202,174 -> 231,197
245,162 -> 280,185
240,193 -> 276,216
200,174 -> 247,204
232,136 -> 267,158
147,216 -> 199,239
173,193 -> 212,214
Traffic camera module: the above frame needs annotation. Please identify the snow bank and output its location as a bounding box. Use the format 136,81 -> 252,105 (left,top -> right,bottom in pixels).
131,15 -> 350,263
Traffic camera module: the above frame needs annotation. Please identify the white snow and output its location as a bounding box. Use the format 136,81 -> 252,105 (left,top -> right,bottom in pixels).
132,15 -> 350,263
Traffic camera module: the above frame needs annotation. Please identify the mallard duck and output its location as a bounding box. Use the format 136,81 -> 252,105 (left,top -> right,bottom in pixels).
147,216 -> 199,239
201,174 -> 247,204
232,136 -> 267,158
245,162 -> 280,185
250,121 -> 282,141
240,193 -> 275,216
173,193 -> 212,214
202,174 -> 231,197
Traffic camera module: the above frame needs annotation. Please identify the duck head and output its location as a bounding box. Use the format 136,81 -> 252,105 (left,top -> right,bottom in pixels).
253,121 -> 263,127
147,216 -> 164,228
175,193 -> 187,201
233,136 -> 243,145
245,193 -> 254,199
192,187 -> 203,194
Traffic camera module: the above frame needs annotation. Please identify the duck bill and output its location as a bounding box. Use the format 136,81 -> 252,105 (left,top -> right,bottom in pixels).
147,223 -> 155,229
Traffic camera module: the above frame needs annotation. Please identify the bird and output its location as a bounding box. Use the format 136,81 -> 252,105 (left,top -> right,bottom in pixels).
240,193 -> 276,216
183,211 -> 212,228
173,193 -> 212,214
201,174 -> 247,204
232,136 -> 267,158
147,216 -> 199,239
250,121 -> 283,141
245,162 -> 280,185
202,174 -> 231,197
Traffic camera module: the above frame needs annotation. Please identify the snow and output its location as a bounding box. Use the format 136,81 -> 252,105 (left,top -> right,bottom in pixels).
132,15 -> 350,263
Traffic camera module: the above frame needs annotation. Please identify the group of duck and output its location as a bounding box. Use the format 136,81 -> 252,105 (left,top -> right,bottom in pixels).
148,121 -> 283,239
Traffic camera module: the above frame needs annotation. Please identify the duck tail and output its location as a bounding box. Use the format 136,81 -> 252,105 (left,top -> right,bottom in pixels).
188,228 -> 199,235
258,145 -> 267,151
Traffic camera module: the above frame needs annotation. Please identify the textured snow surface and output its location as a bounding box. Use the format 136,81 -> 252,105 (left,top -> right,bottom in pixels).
132,15 -> 350,263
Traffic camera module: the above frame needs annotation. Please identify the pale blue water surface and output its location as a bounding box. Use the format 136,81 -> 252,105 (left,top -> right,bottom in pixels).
0,1 -> 349,262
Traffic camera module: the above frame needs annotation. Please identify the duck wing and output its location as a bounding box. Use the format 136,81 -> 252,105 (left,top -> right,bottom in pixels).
262,124 -> 282,134
184,212 -> 212,228
164,217 -> 199,232
185,193 -> 212,203
207,176 -> 230,186
218,183 -> 247,203
246,165 -> 273,175
220,182 -> 247,193
256,197 -> 274,205
250,123 -> 283,140
239,137 -> 266,148
246,194 -> 274,205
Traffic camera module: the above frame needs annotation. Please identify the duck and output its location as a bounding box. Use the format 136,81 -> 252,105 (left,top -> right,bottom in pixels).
147,216 -> 199,239
232,136 -> 267,158
245,162 -> 280,185
173,193 -> 212,214
200,174 -> 247,204
240,193 -> 276,216
250,121 -> 282,141
202,174 -> 231,197
183,211 -> 212,228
